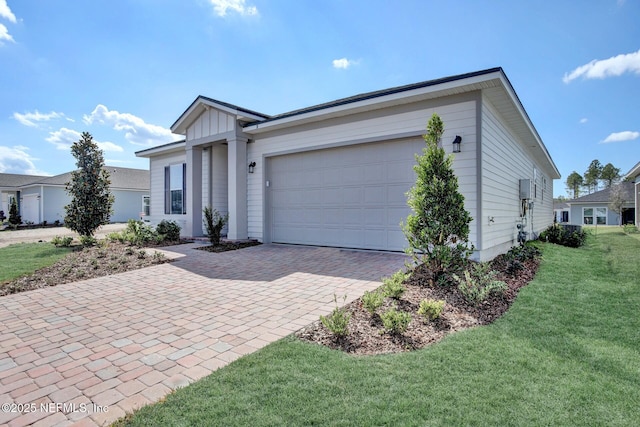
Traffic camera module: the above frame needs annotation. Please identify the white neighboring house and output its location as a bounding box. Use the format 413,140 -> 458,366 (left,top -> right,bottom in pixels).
0,167 -> 150,224
565,182 -> 635,226
136,68 -> 560,261
624,161 -> 640,227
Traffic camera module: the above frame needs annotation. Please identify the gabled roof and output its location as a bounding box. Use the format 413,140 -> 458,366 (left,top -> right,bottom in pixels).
0,167 -> 149,191
567,182 -> 635,204
171,96 -> 270,135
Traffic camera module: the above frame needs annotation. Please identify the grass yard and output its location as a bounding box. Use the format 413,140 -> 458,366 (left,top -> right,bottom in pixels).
0,242 -> 73,283
116,228 -> 640,426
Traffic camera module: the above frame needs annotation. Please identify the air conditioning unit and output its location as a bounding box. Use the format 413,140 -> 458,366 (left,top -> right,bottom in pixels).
519,179 -> 531,200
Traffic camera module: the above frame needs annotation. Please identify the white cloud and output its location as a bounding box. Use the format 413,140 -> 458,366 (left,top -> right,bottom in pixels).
580,118 -> 588,124
13,110 -> 66,127
0,0 -> 16,23
209,0 -> 258,17
0,23 -> 13,44
0,145 -> 49,175
563,49 -> 640,83
333,58 -> 357,69
83,104 -> 177,146
46,127 -> 123,152
601,131 -> 640,143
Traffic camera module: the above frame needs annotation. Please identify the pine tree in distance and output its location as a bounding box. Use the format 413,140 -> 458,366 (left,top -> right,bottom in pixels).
402,113 -> 473,274
64,132 -> 114,237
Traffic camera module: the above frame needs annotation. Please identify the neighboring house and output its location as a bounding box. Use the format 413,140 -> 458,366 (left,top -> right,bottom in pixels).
136,67 -> 560,261
565,181 -> 635,226
623,161 -> 640,227
0,167 -> 150,224
554,202 -> 570,223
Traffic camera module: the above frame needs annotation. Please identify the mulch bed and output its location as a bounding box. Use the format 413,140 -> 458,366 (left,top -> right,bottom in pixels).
194,241 -> 262,252
296,254 -> 540,355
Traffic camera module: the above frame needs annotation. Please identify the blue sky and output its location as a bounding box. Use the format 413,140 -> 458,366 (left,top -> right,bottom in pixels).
1,0 -> 638,197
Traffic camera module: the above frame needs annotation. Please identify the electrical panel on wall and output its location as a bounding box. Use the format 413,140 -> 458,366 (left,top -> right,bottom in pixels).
519,179 -> 531,200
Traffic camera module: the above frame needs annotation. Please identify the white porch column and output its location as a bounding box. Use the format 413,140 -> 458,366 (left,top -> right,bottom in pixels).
227,137 -> 248,240
186,146 -> 203,237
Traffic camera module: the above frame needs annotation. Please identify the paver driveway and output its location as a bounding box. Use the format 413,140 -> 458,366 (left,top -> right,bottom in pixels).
0,243 -> 406,426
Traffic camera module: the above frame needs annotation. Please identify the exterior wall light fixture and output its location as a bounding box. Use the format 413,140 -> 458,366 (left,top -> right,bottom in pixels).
248,161 -> 256,173
452,135 -> 462,153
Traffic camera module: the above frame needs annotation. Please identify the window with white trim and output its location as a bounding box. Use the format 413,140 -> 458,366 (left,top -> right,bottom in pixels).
164,163 -> 186,214
142,196 -> 150,216
583,207 -> 607,225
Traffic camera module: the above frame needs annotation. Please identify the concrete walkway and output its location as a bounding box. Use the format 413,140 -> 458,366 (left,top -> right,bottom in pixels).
0,243 -> 406,426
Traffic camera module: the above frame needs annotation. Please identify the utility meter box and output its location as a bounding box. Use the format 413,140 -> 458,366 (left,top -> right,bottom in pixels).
519,179 -> 531,200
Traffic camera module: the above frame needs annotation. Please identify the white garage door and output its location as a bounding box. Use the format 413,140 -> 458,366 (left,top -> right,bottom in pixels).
268,138 -> 425,251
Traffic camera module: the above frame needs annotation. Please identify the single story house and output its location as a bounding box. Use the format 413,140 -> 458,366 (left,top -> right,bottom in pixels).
623,161 -> 640,227
0,166 -> 150,224
136,67 -> 560,261
565,181 -> 635,226
554,202 -> 570,223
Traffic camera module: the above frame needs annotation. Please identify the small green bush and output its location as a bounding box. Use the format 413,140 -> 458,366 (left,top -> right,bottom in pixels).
80,235 -> 97,246
362,290 -> 385,315
539,224 -> 587,248
203,206 -> 229,246
125,219 -> 159,246
623,224 -> 638,234
453,262 -> 507,305
382,270 -> 408,299
320,295 -> 351,338
51,236 -> 73,247
380,306 -> 412,334
156,220 -> 181,241
505,244 -> 541,262
418,299 -> 445,321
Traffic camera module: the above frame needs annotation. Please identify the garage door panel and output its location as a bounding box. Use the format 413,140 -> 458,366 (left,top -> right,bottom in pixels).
269,139 -> 422,251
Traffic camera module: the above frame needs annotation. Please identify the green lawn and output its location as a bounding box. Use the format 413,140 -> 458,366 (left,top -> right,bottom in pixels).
0,242 -> 73,283
117,228 -> 640,426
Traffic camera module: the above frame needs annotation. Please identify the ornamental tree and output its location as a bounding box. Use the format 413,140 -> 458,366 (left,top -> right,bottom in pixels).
64,132 -> 114,237
402,113 -> 473,273
8,199 -> 21,226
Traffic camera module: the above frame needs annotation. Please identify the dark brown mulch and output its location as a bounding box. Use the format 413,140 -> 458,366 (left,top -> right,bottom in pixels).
194,241 -> 262,252
0,242 -> 172,297
296,255 -> 540,355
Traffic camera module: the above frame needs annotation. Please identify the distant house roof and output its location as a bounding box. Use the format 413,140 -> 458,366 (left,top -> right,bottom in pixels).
567,182 -> 635,204
553,202 -> 569,209
0,166 -> 149,191
0,173 -> 47,189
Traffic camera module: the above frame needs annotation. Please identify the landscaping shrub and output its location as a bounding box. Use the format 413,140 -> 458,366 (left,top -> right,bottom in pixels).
380,306 -> 412,334
51,236 -> 73,247
362,290 -> 385,315
125,219 -> 159,246
0,210 -> 5,222
80,235 -> 97,247
623,224 -> 638,234
320,295 -> 351,338
505,244 -> 542,261
156,220 -> 181,241
203,206 -> 229,246
453,262 -> 507,305
418,299 -> 445,321
8,200 -> 21,226
539,224 -> 587,248
382,270 -> 408,299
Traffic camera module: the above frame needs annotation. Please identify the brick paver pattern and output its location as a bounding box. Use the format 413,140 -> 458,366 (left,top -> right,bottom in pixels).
0,243 -> 406,426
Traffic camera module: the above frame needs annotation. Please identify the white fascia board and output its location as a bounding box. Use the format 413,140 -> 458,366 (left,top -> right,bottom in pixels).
623,161 -> 640,180
135,141 -> 186,158
243,71 -> 504,134
171,98 -> 266,135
